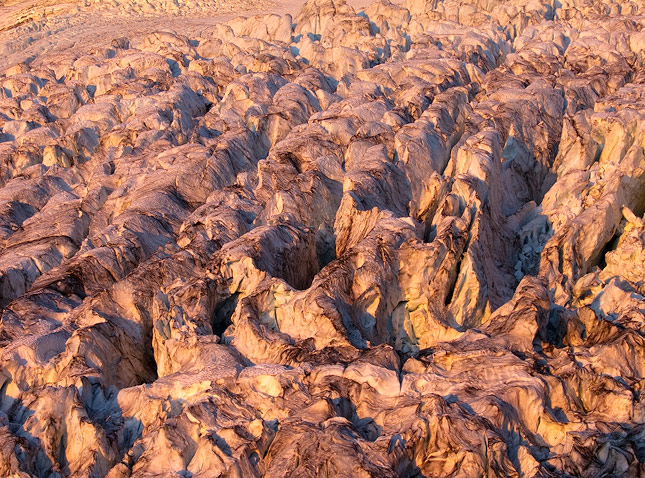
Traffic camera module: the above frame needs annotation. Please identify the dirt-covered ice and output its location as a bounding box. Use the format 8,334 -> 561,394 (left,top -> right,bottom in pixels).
0,0 -> 645,476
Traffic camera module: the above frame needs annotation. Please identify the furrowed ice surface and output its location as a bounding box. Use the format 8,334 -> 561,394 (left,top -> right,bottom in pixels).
0,0 -> 644,476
